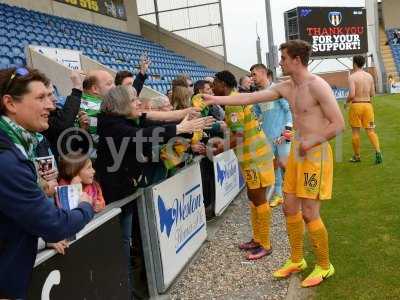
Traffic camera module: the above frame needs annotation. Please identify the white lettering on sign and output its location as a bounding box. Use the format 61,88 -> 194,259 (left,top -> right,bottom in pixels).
312,34 -> 361,53
41,270 -> 61,300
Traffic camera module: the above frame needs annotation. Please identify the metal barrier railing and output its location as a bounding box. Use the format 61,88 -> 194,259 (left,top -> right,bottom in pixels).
32,154 -> 241,299
32,159 -> 205,299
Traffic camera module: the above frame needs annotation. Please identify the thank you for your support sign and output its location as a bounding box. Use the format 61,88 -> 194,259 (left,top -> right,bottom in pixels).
152,163 -> 207,288
297,7 -> 368,57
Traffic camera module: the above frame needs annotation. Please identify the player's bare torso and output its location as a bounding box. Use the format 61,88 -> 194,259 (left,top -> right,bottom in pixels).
350,71 -> 373,102
275,76 -> 330,140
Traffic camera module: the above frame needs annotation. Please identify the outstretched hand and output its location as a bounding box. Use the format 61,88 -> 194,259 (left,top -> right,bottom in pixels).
186,107 -> 201,120
177,114 -> 212,134
203,116 -> 216,129
201,94 -> 220,106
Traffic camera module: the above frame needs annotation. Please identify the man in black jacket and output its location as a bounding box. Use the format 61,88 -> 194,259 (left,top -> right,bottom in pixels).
41,71 -> 84,159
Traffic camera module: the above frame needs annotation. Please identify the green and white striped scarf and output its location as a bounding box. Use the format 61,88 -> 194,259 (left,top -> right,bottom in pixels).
0,116 -> 40,161
80,93 -> 102,135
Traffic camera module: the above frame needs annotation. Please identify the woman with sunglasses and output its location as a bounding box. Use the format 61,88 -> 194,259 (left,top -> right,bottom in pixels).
0,67 -> 94,299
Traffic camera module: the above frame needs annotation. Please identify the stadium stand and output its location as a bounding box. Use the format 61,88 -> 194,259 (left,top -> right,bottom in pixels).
386,29 -> 400,75
0,2 -> 215,93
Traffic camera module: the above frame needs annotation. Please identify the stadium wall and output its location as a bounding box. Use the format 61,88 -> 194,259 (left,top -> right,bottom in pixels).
366,0 -> 384,93
318,71 -> 350,89
317,67 -> 377,89
139,19 -> 248,79
382,0 -> 400,30
0,0 -> 141,35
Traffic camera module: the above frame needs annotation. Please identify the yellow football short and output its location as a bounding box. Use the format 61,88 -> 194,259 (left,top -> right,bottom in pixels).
241,160 -> 275,190
349,102 -> 375,129
283,141 -> 333,200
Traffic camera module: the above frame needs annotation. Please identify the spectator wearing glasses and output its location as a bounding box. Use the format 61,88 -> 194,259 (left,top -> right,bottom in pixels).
0,67 -> 94,299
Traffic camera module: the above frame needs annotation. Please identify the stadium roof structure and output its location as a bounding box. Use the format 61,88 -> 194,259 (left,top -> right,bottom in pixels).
136,0 -> 227,63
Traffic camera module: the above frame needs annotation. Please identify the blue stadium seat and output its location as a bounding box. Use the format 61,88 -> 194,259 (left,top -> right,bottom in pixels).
11,46 -> 23,57
0,2 -> 217,84
0,56 -> 11,69
12,56 -> 26,67
8,38 -> 20,48
0,45 -> 10,56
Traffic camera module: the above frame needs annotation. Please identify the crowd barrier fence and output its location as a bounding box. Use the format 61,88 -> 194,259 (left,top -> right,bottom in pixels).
30,153 -> 244,299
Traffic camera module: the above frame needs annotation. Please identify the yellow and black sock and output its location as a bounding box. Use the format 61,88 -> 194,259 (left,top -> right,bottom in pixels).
286,212 -> 305,263
249,202 -> 260,243
256,202 -> 272,250
307,218 -> 330,269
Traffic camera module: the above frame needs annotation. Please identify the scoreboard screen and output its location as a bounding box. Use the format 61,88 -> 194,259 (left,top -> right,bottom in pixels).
54,0 -> 127,20
287,7 -> 368,57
